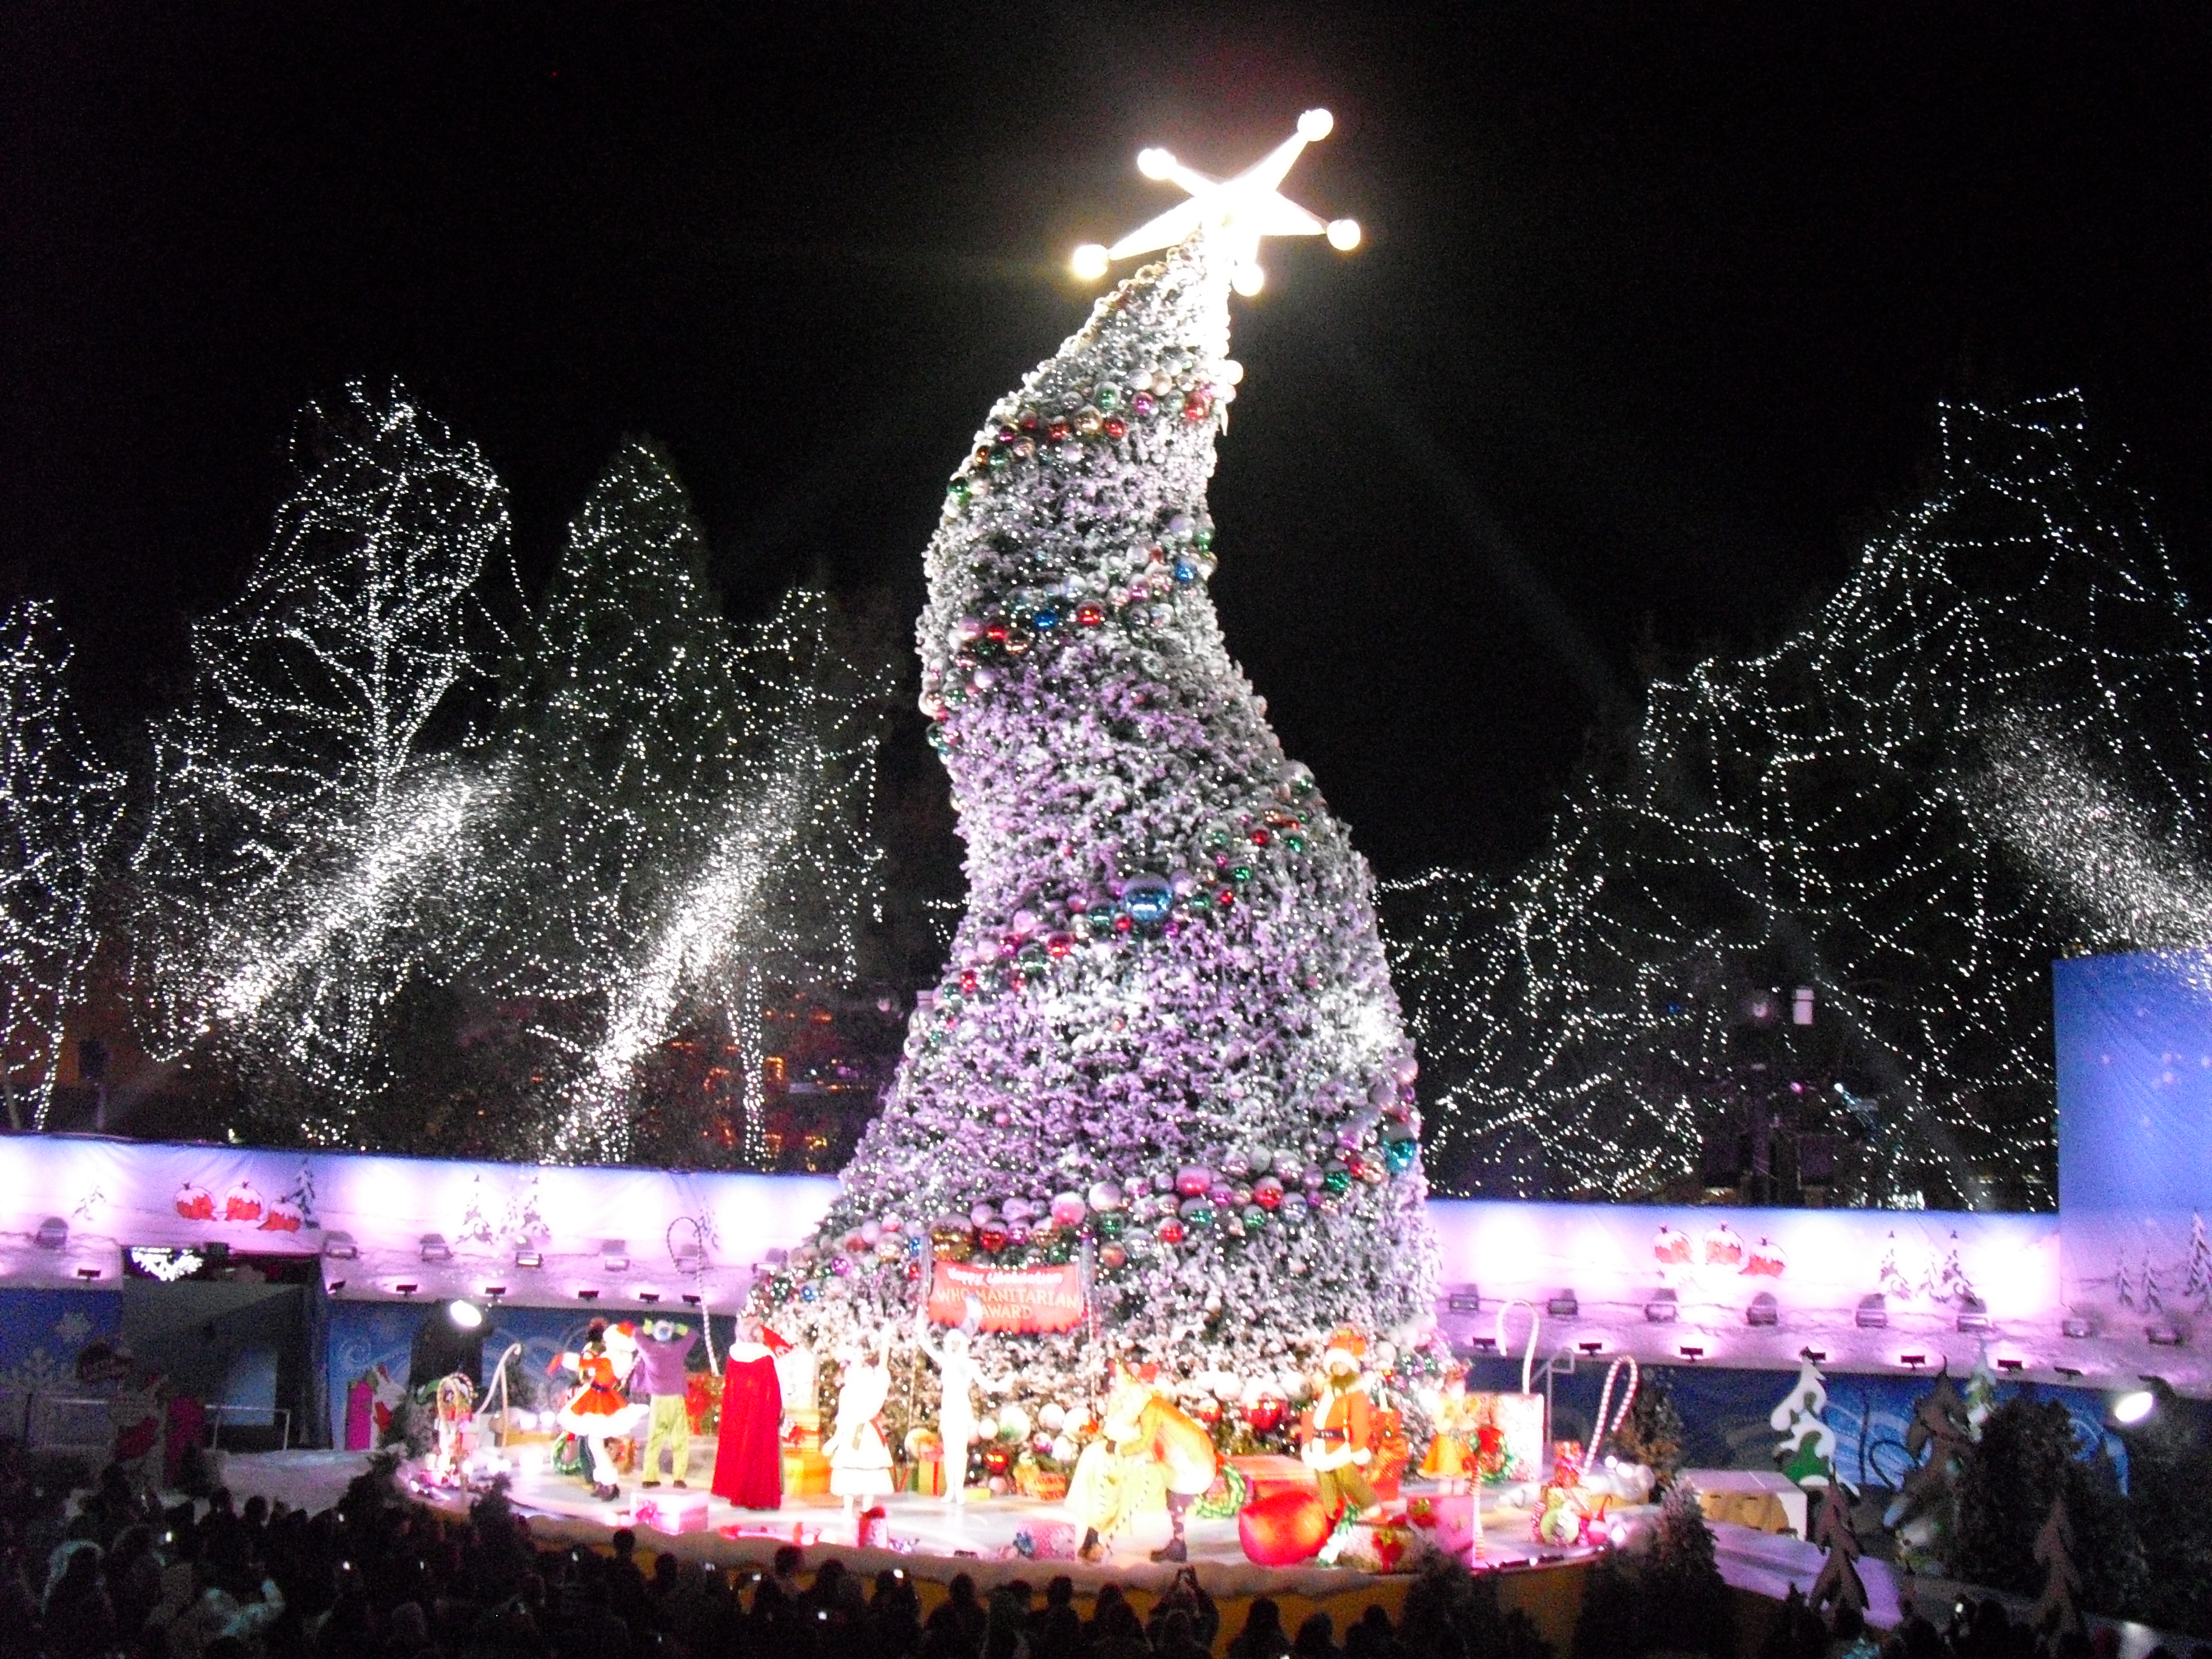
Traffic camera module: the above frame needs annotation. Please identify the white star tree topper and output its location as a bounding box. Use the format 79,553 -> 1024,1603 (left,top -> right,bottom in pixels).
1071,109 -> 1361,296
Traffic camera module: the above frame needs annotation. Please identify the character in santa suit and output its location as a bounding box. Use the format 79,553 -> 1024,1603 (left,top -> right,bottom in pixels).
551,1320 -> 647,1501
1298,1329 -> 1382,1521
711,1319 -> 785,1509
825,1334 -> 894,1532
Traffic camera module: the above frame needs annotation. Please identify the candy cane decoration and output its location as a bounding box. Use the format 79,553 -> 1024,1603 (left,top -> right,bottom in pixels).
1592,1355 -> 1640,1459
1495,1299 -> 1541,1395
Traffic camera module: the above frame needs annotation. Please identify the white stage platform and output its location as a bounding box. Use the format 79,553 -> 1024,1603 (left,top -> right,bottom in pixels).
212,1447 -> 1609,1600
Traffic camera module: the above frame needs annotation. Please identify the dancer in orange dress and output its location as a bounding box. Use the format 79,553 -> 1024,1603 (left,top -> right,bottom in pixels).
552,1320 -> 648,1502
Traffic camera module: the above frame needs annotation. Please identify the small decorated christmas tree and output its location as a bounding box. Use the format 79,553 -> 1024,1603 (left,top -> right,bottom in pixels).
2185,1211 -> 2211,1313
1769,1354 -> 1836,1488
1614,1367 -> 1686,1493
1649,1480 -> 1736,1658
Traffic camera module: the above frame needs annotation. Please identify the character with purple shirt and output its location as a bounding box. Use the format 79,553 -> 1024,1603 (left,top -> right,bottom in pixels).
634,1319 -> 701,1489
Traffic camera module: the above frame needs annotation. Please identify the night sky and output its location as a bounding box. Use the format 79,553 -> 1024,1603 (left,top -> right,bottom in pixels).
5,7 -> 2207,880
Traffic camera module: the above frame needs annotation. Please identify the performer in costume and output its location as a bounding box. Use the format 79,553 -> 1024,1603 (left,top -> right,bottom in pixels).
635,1318 -> 700,1489
1298,1329 -> 1382,1521
1420,1364 -> 1475,1493
711,1319 -> 785,1509
1067,1362 -> 1218,1563
913,1308 -> 1001,1504
552,1320 -> 647,1502
825,1336 -> 895,1530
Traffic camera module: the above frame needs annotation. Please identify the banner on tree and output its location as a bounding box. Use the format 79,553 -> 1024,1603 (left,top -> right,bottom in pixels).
926,1259 -> 1085,1332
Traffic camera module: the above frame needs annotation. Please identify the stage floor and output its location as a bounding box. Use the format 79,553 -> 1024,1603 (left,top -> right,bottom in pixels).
213,1446 -> 1606,1597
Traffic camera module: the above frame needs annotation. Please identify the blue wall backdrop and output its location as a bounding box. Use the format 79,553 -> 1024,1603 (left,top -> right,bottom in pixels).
2055,948 -> 2212,1326
325,1301 -> 737,1446
1460,1357 -> 2124,1492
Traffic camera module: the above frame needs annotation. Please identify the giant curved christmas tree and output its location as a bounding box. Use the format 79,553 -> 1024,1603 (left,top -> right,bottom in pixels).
759,119 -> 1439,1406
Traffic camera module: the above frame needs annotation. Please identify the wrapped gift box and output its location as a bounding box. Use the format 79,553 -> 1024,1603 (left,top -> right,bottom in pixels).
781,1446 -> 831,1496
905,1455 -> 946,1497
1467,1391 -> 1545,1484
1225,1453 -> 1316,1503
1401,1492 -> 1479,1564
635,1495 -> 711,1534
1370,1407 -> 1411,1501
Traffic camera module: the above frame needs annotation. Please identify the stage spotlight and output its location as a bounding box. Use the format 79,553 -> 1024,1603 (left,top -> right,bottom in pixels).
420,1233 -> 452,1264
515,1250 -> 543,1270
2113,1389 -> 2156,1425
447,1299 -> 483,1331
394,1282 -> 419,1296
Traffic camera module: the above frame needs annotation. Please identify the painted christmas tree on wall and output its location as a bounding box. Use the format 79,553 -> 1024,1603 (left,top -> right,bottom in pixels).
759,116 -> 1439,1396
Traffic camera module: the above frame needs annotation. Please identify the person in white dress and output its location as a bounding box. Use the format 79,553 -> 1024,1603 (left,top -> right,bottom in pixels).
913,1308 -> 1000,1504
826,1335 -> 895,1531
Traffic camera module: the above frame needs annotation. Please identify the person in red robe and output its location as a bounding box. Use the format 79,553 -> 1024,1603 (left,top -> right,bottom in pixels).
712,1321 -> 785,1509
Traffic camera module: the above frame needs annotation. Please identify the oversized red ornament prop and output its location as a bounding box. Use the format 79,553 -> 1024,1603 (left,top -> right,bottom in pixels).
1238,1489 -> 1332,1566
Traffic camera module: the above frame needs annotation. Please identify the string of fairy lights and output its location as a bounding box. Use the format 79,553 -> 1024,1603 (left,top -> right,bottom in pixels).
133,382 -> 511,1128
1386,394 -> 2212,1208
499,445 -> 888,1161
128,401 -> 886,1155
0,601 -> 125,1128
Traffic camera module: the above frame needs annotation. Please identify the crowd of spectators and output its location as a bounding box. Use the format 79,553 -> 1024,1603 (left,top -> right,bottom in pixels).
2,1439 -> 2210,1659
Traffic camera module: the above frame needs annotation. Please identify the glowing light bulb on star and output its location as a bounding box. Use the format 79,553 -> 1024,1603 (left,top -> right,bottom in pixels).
1298,109 -> 1334,141
1070,244 -> 1110,281
1137,147 -> 1177,180
1232,263 -> 1266,297
1327,218 -> 1362,251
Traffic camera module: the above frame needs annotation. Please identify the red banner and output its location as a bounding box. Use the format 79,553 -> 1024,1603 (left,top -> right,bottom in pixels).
926,1259 -> 1087,1333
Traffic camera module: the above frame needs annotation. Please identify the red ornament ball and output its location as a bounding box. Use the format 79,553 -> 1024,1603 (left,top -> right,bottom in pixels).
1239,1489 -> 1332,1566
1157,1217 -> 1186,1247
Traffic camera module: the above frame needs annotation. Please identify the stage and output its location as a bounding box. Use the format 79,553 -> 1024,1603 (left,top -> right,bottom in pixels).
215,1447 -> 1617,1649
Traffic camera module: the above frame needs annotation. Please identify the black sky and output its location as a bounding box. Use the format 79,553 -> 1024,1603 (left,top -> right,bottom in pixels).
4,5 -> 2208,879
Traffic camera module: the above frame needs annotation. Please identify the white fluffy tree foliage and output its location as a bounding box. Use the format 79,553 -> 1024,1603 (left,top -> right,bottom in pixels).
1396,395 -> 2212,1208
133,382 -> 509,1134
760,237 -> 1439,1397
489,441 -> 888,1163
0,602 -> 124,1128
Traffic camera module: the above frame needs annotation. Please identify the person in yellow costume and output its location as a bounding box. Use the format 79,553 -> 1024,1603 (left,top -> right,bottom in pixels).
1419,1363 -> 1476,1493
1298,1329 -> 1382,1520
1067,1362 -> 1218,1562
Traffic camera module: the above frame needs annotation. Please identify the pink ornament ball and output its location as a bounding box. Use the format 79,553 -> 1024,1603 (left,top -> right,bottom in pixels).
1176,1165 -> 1213,1198
1239,1489 -> 1332,1565
1050,1191 -> 1087,1228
